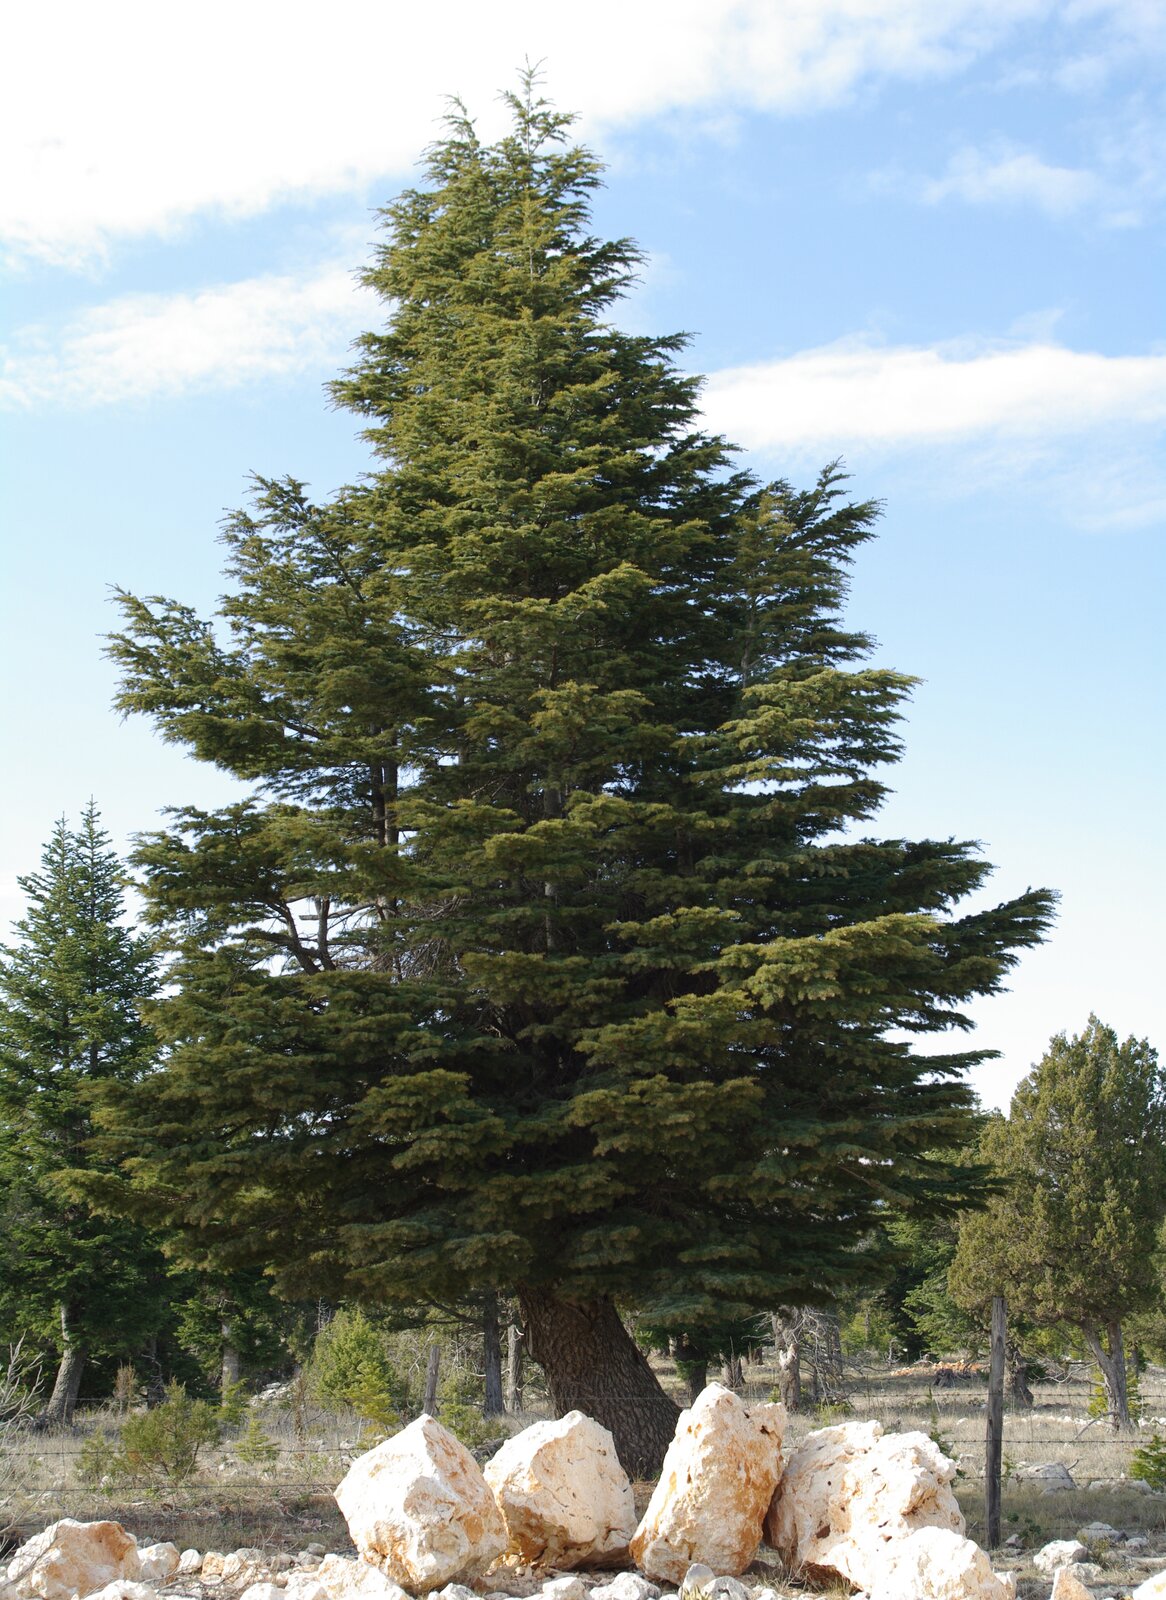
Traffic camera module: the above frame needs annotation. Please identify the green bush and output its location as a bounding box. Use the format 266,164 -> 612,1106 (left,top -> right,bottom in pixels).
118,1381 -> 221,1483
234,1415 -> 279,1474
1130,1433 -> 1166,1490
76,1429 -> 124,1489
307,1312 -> 407,1414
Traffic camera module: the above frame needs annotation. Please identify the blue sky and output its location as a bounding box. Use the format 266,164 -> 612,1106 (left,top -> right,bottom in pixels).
2,0 -> 1163,1109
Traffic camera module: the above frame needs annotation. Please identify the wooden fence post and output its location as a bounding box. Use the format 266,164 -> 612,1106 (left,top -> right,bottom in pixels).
986,1296 -> 1006,1549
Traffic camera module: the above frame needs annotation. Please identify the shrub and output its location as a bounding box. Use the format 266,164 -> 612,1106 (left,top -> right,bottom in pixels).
1131,1433 -> 1166,1491
308,1308 -> 407,1414
234,1415 -> 279,1474
118,1381 -> 221,1483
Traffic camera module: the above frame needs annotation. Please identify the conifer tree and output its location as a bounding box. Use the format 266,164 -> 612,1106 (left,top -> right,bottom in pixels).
950,1017 -> 1165,1428
98,83 -> 1054,1472
0,805 -> 162,1422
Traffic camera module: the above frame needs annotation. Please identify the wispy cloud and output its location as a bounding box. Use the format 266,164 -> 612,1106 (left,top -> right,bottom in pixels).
700,335 -> 1166,529
0,266 -> 375,409
701,337 -> 1166,448
920,144 -> 1101,214
0,0 -> 1098,267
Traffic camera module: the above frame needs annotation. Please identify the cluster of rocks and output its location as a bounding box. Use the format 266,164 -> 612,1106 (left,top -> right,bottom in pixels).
6,1383 -> 1165,1600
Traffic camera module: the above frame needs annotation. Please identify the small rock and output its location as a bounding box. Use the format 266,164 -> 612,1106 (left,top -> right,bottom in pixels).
78,1585 -> 156,1600
314,1555 -> 411,1600
1128,1537 -> 1150,1551
177,1552 -> 203,1576
1133,1572 -> 1166,1600
138,1545 -> 181,1584
1033,1541 -> 1088,1576
437,1588 -> 478,1600
707,1580 -> 749,1600
296,1556 -> 324,1572
679,1568 -> 715,1597
540,1580 -> 587,1600
306,1547 -> 328,1559
238,1586 -> 285,1600
867,1527 -> 1016,1600
591,1576 -> 660,1600
1022,1463 -> 1076,1492
202,1555 -> 226,1580
1051,1574 -> 1092,1600
1077,1523 -> 1122,1546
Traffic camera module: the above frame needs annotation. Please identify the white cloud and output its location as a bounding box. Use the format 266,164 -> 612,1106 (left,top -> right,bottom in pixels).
1,0 -> 1064,266
700,337 -> 1166,449
0,265 -> 375,408
921,144 -> 1100,214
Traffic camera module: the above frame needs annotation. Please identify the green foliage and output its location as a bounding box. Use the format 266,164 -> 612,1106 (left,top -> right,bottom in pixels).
117,1381 -> 221,1483
308,1308 -> 406,1434
233,1415 -> 279,1474
1088,1364 -> 1142,1422
1130,1434 -> 1166,1491
76,1428 -> 123,1489
96,83 -> 1055,1348
950,1018 -> 1165,1422
219,1378 -> 249,1429
0,807 -> 165,1370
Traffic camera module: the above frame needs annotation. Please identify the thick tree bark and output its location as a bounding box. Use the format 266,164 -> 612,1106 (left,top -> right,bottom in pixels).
43,1304 -> 87,1427
482,1293 -> 505,1417
1082,1318 -> 1132,1429
505,1321 -> 525,1414
518,1287 -> 679,1477
771,1310 -> 803,1413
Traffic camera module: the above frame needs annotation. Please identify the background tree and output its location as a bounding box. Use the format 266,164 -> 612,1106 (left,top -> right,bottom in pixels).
0,805 -> 163,1423
950,1017 -> 1166,1428
96,84 -> 1054,1474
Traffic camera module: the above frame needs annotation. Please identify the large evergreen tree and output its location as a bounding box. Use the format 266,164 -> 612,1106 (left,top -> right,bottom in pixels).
0,805 -> 162,1423
97,85 -> 1053,1472
950,1017 -> 1165,1428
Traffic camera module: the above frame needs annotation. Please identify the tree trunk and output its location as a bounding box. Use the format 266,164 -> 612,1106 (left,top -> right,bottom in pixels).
771,1310 -> 803,1413
43,1304 -> 86,1427
505,1320 -> 525,1414
220,1319 -> 242,1400
1004,1340 -> 1033,1409
482,1293 -> 504,1417
423,1342 -> 441,1415
518,1286 -> 679,1477
1081,1318 -> 1132,1429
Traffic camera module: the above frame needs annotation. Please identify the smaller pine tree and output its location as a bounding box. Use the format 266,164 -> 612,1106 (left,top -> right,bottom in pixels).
0,805 -> 163,1422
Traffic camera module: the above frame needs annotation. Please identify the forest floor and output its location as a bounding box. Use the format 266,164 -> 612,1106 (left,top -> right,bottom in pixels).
6,1354 -> 1166,1596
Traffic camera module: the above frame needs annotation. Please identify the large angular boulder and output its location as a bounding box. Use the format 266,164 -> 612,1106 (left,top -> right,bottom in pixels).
484,1410 -> 635,1569
868,1528 -> 1016,1600
334,1414 -> 507,1592
5,1521 -> 141,1600
764,1420 -> 963,1591
629,1384 -> 787,1583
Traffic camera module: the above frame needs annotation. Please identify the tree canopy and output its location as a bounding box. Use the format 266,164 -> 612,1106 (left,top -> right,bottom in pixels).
95,84 -> 1054,1472
950,1016 -> 1166,1427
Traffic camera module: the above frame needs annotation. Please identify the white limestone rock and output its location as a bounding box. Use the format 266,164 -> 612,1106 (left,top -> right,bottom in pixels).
6,1521 -> 142,1600
238,1587 -> 286,1600
539,1580 -> 588,1600
867,1528 -> 1016,1600
1133,1571 -> 1166,1600
629,1384 -> 787,1583
764,1421 -> 963,1591
1034,1541 -> 1089,1576
590,1576 -> 659,1600
137,1545 -> 181,1584
315,1556 -> 411,1600
78,1583 -> 156,1600
335,1415 -> 507,1591
177,1552 -> 203,1576
485,1411 -> 635,1569
1050,1567 -> 1096,1600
